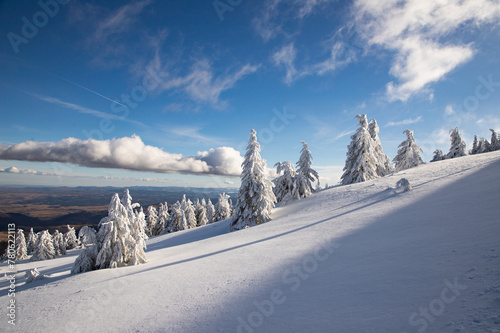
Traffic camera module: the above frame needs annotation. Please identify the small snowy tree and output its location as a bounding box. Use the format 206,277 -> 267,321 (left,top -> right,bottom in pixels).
64,225 -> 79,250
341,115 -> 379,185
273,161 -> 299,204
393,130 -> 424,172
184,202 -> 198,229
230,130 -> 276,231
25,268 -> 48,283
31,230 -> 56,261
26,228 -> 37,254
296,141 -> 319,197
430,149 -> 445,162
396,178 -> 412,192
52,230 -> 67,256
368,119 -> 393,176
14,229 -> 28,260
447,127 -> 467,159
71,245 -> 97,275
215,193 -> 232,222
206,199 -> 215,224
146,205 -> 159,237
470,135 -> 479,155
78,226 -> 97,246
490,129 -> 500,151
169,201 -> 187,231
477,137 -> 491,154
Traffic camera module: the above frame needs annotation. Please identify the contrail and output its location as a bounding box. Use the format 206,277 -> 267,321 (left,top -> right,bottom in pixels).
46,71 -> 128,108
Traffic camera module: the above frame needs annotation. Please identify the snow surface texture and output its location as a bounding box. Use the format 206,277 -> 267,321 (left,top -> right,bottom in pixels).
1,151 -> 500,332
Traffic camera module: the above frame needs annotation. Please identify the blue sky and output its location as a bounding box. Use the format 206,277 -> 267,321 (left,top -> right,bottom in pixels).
1,0 -> 499,188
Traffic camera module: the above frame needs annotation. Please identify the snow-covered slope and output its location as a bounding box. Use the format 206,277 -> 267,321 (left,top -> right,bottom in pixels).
2,152 -> 500,333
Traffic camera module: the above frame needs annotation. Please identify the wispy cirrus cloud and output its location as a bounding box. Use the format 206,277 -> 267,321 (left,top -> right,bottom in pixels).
354,0 -> 500,102
34,95 -> 146,127
385,116 -> 423,127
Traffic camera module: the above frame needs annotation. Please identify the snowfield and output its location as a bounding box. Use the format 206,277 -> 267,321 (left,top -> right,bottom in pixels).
1,151 -> 500,333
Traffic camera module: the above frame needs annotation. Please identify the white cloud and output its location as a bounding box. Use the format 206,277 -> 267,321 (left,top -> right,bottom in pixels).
385,116 -> 423,127
354,0 -> 500,101
273,43 -> 302,84
0,136 -> 245,177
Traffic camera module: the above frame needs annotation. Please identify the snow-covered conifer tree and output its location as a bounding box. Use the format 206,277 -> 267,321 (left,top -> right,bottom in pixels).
153,202 -> 168,235
206,199 -> 215,224
129,207 -> 148,266
430,149 -> 445,162
368,119 -> 393,176
230,130 -> 276,231
31,230 -> 56,261
393,130 -> 424,172
215,193 -> 232,222
184,201 -> 198,229
296,141 -> 319,197
26,228 -> 37,254
71,244 -> 97,274
52,230 -> 67,256
470,135 -> 479,155
64,225 -> 79,250
447,127 -> 467,159
273,161 -> 299,204
14,229 -> 28,260
341,115 -> 379,185
78,226 -> 97,246
195,200 -> 208,227
169,201 -> 187,231
490,129 -> 500,151
478,138 -> 491,154
146,205 -> 158,237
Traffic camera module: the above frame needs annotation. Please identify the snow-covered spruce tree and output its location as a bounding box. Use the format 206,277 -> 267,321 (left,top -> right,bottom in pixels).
230,130 -> 276,231
26,228 -> 37,254
153,202 -> 169,235
490,129 -> 500,151
146,205 -> 158,237
195,199 -> 208,227
341,115 -> 379,185
14,229 -> 28,260
206,199 -> 215,224
78,226 -> 97,246
169,201 -> 187,232
129,207 -> 148,266
185,201 -> 198,229
393,130 -> 424,172
64,225 -> 79,250
215,193 -> 232,222
470,135 -> 479,155
273,161 -> 299,204
368,119 -> 393,176
52,230 -> 67,256
430,149 -> 445,162
478,138 -> 491,154
447,127 -> 467,159
296,141 -> 319,198
31,230 -> 56,261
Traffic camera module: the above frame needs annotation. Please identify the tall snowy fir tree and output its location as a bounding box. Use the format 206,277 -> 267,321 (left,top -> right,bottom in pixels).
169,201 -> 187,232
206,199 -> 215,224
26,228 -> 37,254
393,130 -> 424,172
31,230 -> 56,261
230,130 -> 276,231
195,199 -> 208,227
341,115 -> 379,185
295,141 -> 319,198
64,225 -> 79,250
368,119 -> 393,176
215,193 -> 232,222
14,229 -> 28,260
146,205 -> 159,237
470,135 -> 480,155
490,129 -> 500,151
153,202 -> 169,235
52,230 -> 67,256
447,127 -> 467,158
